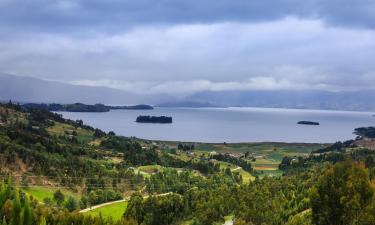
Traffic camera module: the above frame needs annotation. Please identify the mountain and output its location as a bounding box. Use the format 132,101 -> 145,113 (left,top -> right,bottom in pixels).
187,90 -> 375,111
155,100 -> 221,108
2,73 -> 375,111
0,73 -> 170,105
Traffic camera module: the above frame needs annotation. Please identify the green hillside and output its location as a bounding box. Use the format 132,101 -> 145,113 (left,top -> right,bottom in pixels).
1,102 -> 375,225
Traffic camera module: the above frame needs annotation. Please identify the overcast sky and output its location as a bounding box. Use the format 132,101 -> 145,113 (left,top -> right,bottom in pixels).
0,0 -> 375,95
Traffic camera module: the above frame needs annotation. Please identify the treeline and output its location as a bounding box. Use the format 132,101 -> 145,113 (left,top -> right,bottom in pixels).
101,136 -> 221,175
211,153 -> 253,173
22,103 -> 110,112
136,116 -> 172,124
0,178 -> 137,225
354,126 -> 375,138
22,103 -> 154,112
0,102 -> 146,203
146,168 -> 242,194
125,160 -> 375,225
312,140 -> 355,154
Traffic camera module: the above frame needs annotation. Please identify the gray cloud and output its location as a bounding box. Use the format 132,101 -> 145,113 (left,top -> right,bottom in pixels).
0,0 -> 374,34
0,1 -> 375,95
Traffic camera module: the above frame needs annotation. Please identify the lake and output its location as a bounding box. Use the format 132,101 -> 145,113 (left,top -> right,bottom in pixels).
58,107 -> 375,143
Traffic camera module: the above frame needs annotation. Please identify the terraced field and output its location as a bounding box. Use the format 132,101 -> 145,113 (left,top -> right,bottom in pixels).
160,141 -> 326,178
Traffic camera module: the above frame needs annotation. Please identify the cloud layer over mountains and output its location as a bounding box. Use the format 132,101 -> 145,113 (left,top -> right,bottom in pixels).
0,0 -> 374,95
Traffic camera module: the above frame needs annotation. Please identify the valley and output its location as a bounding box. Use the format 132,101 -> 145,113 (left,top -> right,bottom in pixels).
1,102 -> 375,225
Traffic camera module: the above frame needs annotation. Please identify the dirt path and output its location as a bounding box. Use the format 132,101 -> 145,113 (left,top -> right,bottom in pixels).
79,192 -> 173,213
231,166 -> 242,172
224,220 -> 233,225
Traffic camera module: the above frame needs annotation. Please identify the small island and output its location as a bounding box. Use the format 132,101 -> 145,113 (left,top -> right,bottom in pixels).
136,115 -> 173,123
109,104 -> 154,110
297,121 -> 320,125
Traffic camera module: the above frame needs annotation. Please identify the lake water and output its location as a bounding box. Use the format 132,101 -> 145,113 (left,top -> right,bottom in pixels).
58,107 -> 375,143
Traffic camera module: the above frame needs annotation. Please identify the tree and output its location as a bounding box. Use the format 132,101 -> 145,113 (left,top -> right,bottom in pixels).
22,196 -> 32,225
43,197 -> 52,206
64,196 -> 78,212
310,160 -> 374,225
39,217 -> 46,225
79,196 -> 88,209
2,217 -> 7,225
94,128 -> 106,138
11,190 -> 21,225
20,174 -> 28,188
365,155 -> 374,168
124,192 -> 144,225
53,190 -> 65,206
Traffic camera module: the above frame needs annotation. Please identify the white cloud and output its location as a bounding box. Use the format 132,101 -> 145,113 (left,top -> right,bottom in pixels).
71,75 -> 338,95
1,17 -> 375,94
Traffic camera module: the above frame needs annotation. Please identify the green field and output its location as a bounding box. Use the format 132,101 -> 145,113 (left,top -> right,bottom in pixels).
23,187 -> 79,203
157,141 -> 326,180
85,201 -> 128,221
235,168 -> 255,183
47,122 -> 94,143
137,165 -> 162,173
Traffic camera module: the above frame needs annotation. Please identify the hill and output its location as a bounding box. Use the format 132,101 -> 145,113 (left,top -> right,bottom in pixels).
187,90 -> 375,111
3,73 -> 375,111
1,102 -> 375,225
0,73 -> 168,105
22,102 -> 154,112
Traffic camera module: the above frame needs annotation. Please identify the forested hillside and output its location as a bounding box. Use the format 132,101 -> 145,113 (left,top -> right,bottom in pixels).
1,102 -> 375,225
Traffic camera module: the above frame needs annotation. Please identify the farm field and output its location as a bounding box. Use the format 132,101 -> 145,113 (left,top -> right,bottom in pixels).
84,201 -> 128,221
159,141 -> 325,178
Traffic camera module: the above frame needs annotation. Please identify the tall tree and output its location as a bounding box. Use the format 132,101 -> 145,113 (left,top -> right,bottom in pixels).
11,190 -> 21,225
22,196 -> 32,225
124,192 -> 144,225
311,160 -> 374,225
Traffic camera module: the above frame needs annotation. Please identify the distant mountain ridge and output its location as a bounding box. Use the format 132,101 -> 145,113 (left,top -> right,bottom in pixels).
155,101 -> 221,108
0,73 -> 170,105
2,73 -> 375,111
186,90 -> 375,111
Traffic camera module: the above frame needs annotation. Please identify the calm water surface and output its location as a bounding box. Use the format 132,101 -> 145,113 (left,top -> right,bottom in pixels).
58,107 -> 375,143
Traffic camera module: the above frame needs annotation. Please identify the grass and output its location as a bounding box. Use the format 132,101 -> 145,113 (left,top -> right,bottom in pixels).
181,220 -> 193,225
85,201 -> 128,221
195,142 -> 325,155
235,168 -> 255,183
256,169 -> 284,178
47,122 -> 94,143
23,187 -> 54,202
217,161 -> 255,183
23,186 -> 79,203
218,161 -> 237,170
137,165 -> 162,173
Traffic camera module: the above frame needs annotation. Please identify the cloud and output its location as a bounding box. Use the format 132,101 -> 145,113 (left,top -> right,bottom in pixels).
0,1 -> 375,96
0,0 -> 374,33
70,73 -> 353,95
70,78 -> 304,95
1,17 -> 375,92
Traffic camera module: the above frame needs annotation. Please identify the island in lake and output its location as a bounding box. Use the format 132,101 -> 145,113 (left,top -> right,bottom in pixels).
297,121 -> 320,125
136,115 -> 173,123
22,102 -> 154,112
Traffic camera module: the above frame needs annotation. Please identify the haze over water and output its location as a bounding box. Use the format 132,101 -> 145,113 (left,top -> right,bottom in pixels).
59,107 -> 375,143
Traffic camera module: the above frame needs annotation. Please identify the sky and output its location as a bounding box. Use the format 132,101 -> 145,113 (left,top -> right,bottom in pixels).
0,0 -> 375,95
